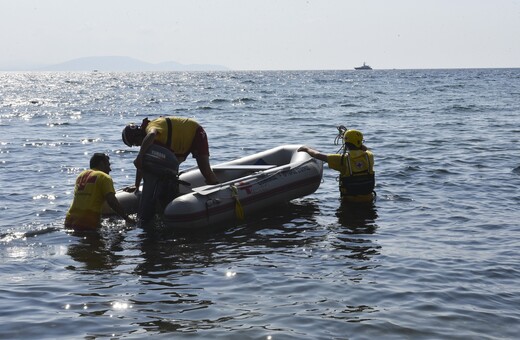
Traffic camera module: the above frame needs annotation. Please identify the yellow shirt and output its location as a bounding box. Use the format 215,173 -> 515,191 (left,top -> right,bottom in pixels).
146,117 -> 200,155
65,169 -> 115,230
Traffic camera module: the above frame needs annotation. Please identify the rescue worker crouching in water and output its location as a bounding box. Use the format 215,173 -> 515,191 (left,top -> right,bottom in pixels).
298,129 -> 375,202
65,153 -> 135,231
121,116 -> 219,225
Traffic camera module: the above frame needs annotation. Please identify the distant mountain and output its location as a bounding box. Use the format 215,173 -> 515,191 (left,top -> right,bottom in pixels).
30,56 -> 229,72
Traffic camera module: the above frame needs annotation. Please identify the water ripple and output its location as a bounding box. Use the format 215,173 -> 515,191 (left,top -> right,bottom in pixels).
1,69 -> 520,339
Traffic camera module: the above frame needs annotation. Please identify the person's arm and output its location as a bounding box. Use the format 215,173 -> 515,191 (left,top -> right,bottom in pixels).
196,155 -> 219,185
297,146 -> 328,162
133,168 -> 142,191
134,129 -> 157,169
105,192 -> 135,224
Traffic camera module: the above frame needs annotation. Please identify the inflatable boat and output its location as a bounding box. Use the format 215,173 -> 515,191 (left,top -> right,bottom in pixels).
104,144 -> 323,229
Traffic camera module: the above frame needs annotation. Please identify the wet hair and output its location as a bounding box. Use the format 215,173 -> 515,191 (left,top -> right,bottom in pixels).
90,153 -> 110,168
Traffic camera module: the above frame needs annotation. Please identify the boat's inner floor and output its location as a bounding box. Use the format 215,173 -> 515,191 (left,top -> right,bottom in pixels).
177,164 -> 277,194
179,146 -> 309,190
213,164 -> 276,180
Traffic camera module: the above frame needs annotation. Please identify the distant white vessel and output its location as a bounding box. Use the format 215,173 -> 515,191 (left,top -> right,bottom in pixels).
355,62 -> 372,70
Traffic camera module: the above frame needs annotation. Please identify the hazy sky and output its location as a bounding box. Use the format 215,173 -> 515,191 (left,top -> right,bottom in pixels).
1,0 -> 519,70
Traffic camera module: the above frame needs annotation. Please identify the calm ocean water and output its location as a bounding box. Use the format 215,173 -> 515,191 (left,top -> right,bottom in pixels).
1,69 -> 519,339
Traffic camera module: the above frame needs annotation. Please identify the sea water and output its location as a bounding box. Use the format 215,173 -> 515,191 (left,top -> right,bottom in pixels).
1,69 -> 519,339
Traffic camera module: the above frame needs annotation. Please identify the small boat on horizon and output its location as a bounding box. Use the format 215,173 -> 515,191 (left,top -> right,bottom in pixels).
355,62 -> 372,70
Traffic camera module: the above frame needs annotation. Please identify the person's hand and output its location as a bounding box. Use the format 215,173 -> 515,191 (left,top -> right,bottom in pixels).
298,146 -> 309,153
205,179 -> 220,185
124,215 -> 136,226
122,185 -> 137,193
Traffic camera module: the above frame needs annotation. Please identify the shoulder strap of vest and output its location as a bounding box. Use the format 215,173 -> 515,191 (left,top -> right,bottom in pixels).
341,151 -> 353,176
345,153 -> 352,176
165,118 -> 172,150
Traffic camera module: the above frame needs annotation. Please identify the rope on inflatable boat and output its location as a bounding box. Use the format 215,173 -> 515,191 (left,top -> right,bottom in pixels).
230,185 -> 244,220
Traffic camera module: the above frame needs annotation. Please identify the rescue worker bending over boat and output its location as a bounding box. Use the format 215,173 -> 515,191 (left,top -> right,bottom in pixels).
121,116 -> 219,225
298,129 -> 375,202
122,116 -> 219,188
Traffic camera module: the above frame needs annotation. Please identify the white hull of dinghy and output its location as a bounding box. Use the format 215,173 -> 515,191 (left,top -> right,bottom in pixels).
105,144 -> 323,229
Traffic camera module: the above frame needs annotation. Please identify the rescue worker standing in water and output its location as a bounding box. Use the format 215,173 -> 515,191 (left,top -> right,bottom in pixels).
298,129 -> 375,202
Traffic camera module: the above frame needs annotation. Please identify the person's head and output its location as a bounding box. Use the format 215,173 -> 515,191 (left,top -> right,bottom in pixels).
90,153 -> 111,174
122,123 -> 144,147
343,129 -> 364,149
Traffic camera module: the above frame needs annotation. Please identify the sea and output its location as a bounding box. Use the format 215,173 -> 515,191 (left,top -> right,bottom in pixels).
1,69 -> 519,339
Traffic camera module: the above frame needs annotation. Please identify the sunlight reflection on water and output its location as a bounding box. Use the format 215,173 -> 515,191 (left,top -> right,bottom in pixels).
1,69 -> 519,339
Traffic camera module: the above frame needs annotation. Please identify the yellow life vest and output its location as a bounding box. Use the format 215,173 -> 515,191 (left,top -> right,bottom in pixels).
328,150 -> 375,199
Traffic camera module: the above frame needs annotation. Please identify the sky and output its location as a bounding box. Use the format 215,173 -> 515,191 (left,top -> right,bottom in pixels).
1,0 -> 519,70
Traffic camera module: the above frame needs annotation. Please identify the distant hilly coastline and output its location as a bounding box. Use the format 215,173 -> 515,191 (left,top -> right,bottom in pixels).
3,56 -> 230,72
